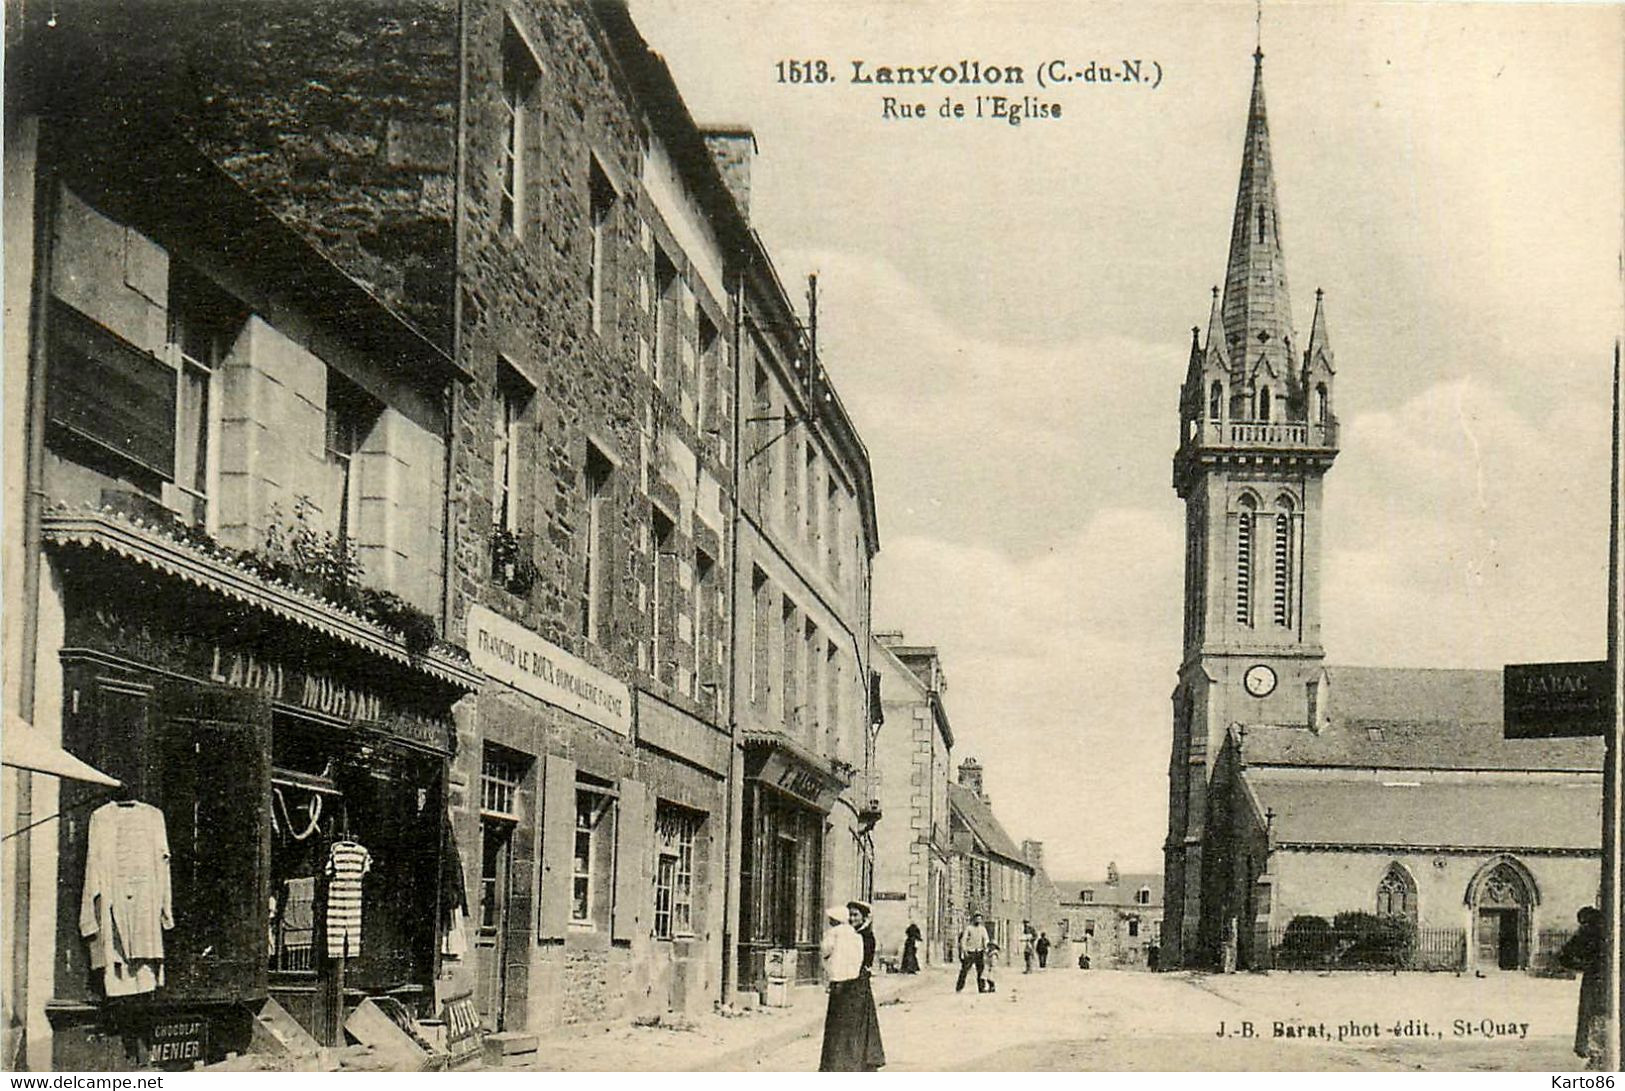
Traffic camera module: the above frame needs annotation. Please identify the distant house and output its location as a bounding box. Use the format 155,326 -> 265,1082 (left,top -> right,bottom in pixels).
1055,866 -> 1164,968
947,760 -> 1034,960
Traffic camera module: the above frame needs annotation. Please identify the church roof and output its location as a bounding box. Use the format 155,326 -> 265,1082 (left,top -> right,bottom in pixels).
947,784 -> 1030,869
1241,666 -> 1605,772
1243,772 -> 1602,852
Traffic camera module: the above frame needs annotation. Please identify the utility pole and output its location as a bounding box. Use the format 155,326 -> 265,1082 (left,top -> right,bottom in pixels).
1606,340 -> 1622,1071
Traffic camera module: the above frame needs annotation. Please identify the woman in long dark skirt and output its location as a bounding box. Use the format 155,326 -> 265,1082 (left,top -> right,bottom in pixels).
901,922 -> 922,974
819,902 -> 887,1071
1559,907 -> 1606,1067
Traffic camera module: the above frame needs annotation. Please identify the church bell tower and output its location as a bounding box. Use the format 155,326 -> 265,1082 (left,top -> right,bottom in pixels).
1162,48 -> 1341,968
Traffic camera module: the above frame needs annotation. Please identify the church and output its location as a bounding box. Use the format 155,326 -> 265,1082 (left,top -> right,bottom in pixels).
1162,49 -> 1604,973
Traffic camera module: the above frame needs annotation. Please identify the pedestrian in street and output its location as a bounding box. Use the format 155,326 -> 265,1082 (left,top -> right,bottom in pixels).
955,912 -> 990,993
901,922 -> 922,974
819,903 -> 886,1071
984,939 -> 1001,993
1035,931 -> 1050,969
1021,922 -> 1036,974
1558,906 -> 1606,1068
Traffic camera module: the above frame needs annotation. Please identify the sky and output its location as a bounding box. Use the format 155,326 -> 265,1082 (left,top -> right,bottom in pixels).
629,1 -> 1624,880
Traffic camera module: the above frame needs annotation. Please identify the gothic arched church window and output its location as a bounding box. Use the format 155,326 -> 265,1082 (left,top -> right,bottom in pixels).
1376,863 -> 1418,923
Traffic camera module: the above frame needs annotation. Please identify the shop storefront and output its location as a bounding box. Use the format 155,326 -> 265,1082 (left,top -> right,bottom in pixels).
737,734 -> 847,990
40,513 -> 479,1069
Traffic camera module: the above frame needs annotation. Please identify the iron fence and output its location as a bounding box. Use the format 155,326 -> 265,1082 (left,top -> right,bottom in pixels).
1263,925 -> 1466,972
1533,928 -> 1579,977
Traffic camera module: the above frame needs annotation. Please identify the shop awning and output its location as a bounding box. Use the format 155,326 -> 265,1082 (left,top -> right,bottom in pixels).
3,718 -> 121,786
42,507 -> 482,689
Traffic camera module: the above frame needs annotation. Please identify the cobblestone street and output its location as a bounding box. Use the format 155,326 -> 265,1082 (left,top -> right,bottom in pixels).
519,967 -> 1589,1072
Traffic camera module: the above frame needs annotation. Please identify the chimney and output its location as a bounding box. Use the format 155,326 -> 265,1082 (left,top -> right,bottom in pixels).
1021,839 -> 1045,869
701,127 -> 756,222
1106,861 -> 1120,886
957,758 -> 985,801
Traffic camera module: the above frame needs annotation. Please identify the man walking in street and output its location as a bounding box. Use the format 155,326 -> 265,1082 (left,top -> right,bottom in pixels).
1036,931 -> 1051,969
1022,922 -> 1036,973
956,913 -> 990,993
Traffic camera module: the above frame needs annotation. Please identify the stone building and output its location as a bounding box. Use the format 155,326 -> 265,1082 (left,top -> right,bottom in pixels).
1162,49 -> 1603,971
869,633 -> 954,966
1021,840 -> 1067,962
2,87 -> 478,1068
728,173 -> 881,994
1055,868 -> 1164,969
946,760 -> 1034,961
4,0 -> 879,1064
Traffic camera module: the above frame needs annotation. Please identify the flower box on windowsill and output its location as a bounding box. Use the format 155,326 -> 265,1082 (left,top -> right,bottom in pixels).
489,527 -> 539,597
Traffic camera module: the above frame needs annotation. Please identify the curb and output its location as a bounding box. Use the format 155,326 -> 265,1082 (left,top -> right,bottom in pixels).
693,971 -> 943,1072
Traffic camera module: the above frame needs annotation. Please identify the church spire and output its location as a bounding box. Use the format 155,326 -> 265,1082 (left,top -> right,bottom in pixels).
1220,49 -> 1294,390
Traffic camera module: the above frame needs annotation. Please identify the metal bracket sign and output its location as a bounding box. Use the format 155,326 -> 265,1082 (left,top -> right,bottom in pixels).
1503,659 -> 1611,738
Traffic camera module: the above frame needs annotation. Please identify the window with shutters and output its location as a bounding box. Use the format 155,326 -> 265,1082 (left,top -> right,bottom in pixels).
500,22 -> 540,239
571,786 -> 616,927
1235,496 -> 1256,627
324,370 -> 380,550
164,264 -> 244,531
653,245 -> 678,390
651,505 -> 676,685
492,363 -> 532,534
581,443 -> 614,640
589,159 -> 616,335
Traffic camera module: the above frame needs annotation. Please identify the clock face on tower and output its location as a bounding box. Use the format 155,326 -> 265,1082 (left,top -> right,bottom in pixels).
1244,663 -> 1277,698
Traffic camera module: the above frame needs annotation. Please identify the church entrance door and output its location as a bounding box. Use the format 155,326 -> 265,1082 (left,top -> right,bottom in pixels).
1475,908 -> 1521,970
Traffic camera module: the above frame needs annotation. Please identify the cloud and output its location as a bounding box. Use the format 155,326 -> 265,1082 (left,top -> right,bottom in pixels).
1323,377 -> 1610,669
874,506 -> 1183,877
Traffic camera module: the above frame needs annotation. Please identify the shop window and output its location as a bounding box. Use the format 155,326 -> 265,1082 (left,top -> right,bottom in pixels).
479,750 -> 525,939
654,804 -> 702,940
500,21 -> 540,239
589,158 -> 616,334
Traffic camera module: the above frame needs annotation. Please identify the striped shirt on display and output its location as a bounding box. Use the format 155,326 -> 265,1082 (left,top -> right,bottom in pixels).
325,840 -> 371,959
